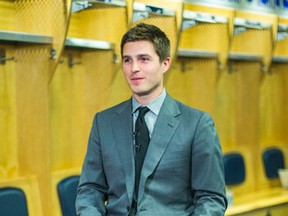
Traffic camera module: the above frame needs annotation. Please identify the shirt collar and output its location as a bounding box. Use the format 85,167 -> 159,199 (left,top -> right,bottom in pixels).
132,88 -> 167,115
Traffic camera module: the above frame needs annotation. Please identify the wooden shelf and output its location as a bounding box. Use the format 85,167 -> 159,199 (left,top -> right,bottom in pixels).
65,37 -> 114,50
272,56 -> 288,64
177,48 -> 218,59
228,52 -> 262,62
182,10 -> 228,30
233,17 -> 271,36
71,0 -> 126,13
0,30 -> 52,44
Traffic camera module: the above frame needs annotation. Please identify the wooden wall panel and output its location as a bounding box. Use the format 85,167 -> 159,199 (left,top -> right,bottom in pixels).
215,69 -> 238,149
66,4 -> 130,108
167,58 -> 219,116
0,0 -> 15,30
260,66 -> 287,143
67,7 -> 128,57
232,62 -> 263,149
49,49 -> 115,171
182,3 -> 234,67
15,44 -> 53,215
257,64 -> 288,190
233,62 -> 263,193
0,45 -> 17,178
232,11 -> 278,68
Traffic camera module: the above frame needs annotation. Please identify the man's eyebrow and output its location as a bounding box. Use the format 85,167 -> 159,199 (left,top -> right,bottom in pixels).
137,54 -> 152,59
122,54 -> 151,58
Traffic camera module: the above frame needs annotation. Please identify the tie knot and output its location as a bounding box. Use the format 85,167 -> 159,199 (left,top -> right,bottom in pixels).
138,106 -> 149,119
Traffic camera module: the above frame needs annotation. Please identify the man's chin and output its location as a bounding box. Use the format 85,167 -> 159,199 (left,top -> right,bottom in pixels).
134,91 -> 149,97
132,88 -> 151,97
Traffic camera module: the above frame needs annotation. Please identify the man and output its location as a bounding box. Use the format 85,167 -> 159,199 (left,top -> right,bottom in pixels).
76,23 -> 227,215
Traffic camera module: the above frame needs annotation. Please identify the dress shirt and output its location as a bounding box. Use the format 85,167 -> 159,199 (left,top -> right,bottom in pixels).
132,88 -> 167,137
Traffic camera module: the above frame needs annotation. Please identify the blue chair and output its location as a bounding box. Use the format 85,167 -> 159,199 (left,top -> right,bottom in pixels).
57,175 -> 80,216
223,153 -> 246,185
262,147 -> 285,179
0,187 -> 29,216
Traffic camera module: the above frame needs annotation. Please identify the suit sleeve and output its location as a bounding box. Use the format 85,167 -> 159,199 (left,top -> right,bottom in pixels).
75,114 -> 107,216
191,112 -> 227,215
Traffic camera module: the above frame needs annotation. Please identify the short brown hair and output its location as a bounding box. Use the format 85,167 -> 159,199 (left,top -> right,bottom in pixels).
121,23 -> 170,62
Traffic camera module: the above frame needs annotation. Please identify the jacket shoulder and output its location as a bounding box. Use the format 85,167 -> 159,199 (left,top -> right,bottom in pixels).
173,98 -> 206,116
95,99 -> 131,118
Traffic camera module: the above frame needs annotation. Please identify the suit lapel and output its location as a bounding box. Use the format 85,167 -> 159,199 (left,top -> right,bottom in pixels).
138,95 -> 181,200
113,100 -> 135,204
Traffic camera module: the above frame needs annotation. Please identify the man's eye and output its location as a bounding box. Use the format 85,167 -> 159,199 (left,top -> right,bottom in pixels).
140,57 -> 149,62
123,58 -> 131,63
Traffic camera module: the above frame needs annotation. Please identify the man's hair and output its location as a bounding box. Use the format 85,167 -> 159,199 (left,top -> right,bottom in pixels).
121,23 -> 170,62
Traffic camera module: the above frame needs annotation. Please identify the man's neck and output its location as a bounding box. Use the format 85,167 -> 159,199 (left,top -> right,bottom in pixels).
133,90 -> 163,105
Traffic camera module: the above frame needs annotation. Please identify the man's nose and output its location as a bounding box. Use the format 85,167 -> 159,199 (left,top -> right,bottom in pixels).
131,61 -> 140,72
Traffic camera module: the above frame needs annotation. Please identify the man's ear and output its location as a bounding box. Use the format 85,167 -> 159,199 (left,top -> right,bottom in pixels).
162,57 -> 171,73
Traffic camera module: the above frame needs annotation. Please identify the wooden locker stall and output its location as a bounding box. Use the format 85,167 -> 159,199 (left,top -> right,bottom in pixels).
49,1 -> 128,215
220,10 -> 277,204
50,47 -> 117,216
258,61 -> 288,189
168,2 -> 233,117
224,57 -> 264,198
257,16 -> 288,190
0,0 -> 69,215
50,0 -> 128,171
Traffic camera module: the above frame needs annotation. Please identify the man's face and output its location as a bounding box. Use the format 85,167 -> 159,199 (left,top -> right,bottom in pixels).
122,40 -> 170,102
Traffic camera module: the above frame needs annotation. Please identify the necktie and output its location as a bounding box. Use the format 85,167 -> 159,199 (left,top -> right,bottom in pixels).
134,106 -> 150,200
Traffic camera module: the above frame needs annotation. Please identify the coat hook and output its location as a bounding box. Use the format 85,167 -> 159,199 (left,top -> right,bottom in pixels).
50,48 -> 57,60
181,60 -> 186,72
68,54 -> 81,68
0,48 -> 15,64
113,53 -> 119,64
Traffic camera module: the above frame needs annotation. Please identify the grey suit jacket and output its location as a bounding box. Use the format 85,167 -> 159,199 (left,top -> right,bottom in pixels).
76,94 -> 227,216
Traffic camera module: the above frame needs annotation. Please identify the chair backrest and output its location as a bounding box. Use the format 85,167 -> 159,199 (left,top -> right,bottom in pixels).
57,175 -> 80,216
0,187 -> 29,216
223,152 -> 246,186
262,147 -> 285,179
